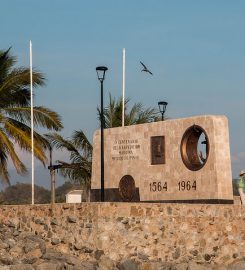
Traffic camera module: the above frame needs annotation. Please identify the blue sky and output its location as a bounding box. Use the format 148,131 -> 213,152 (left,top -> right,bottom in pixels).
1,0 -> 245,188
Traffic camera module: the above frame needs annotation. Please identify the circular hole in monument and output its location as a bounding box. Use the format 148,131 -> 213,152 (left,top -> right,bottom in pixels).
119,175 -> 136,202
180,125 -> 209,171
197,132 -> 207,165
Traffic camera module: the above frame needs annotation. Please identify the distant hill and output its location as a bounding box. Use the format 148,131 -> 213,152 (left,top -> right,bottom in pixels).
0,182 -> 50,205
0,182 -> 81,205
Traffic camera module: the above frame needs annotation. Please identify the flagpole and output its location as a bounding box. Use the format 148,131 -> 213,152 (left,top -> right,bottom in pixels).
122,48 -> 125,127
30,40 -> 34,205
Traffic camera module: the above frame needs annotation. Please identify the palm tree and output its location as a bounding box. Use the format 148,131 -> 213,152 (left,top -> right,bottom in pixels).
99,93 -> 161,128
45,130 -> 92,200
0,48 -> 63,185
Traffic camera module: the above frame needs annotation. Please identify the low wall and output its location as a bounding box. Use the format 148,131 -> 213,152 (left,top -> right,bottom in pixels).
0,203 -> 245,266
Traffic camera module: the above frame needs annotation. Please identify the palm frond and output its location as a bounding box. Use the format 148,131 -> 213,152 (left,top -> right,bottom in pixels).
0,88 -> 30,108
56,160 -> 91,187
0,48 -> 16,82
5,106 -> 63,131
0,148 -> 10,185
72,130 -> 92,158
47,130 -> 92,188
99,93 -> 130,128
126,102 -> 143,125
4,119 -> 47,164
136,107 -> 158,124
0,129 -> 27,175
0,68 -> 45,94
45,133 -> 77,152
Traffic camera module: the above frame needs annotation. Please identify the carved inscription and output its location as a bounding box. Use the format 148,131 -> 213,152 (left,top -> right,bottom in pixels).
149,180 -> 197,192
149,181 -> 168,192
112,139 -> 141,161
178,180 -> 196,191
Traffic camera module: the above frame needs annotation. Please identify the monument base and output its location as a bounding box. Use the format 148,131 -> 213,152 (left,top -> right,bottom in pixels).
90,188 -> 233,204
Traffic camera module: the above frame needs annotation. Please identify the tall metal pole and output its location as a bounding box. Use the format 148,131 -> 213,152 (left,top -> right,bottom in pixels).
96,66 -> 107,202
49,147 -> 55,204
161,113 -> 164,121
30,40 -> 34,205
100,81 -> 105,202
122,48 -> 125,127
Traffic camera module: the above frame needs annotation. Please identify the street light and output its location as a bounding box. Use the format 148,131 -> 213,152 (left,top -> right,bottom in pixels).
96,66 -> 108,202
158,101 -> 168,121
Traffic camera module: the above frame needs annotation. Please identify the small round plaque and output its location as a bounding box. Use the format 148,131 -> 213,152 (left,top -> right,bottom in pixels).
119,175 -> 136,202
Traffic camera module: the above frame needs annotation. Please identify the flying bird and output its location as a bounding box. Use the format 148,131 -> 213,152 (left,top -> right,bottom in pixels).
140,61 -> 153,75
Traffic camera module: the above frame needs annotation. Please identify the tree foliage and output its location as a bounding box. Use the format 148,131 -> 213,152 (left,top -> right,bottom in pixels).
0,48 -> 63,185
98,93 -> 161,128
0,181 -> 79,205
0,183 -> 50,205
46,130 -> 92,189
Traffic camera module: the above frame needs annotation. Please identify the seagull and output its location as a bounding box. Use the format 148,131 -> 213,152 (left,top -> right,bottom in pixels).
140,61 -> 153,75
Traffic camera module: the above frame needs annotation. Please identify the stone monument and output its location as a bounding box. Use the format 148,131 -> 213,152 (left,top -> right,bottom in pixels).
91,115 -> 233,203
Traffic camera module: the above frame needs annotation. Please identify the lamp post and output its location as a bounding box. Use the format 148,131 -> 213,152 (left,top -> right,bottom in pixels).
158,101 -> 168,121
48,145 -> 62,204
96,66 -> 108,202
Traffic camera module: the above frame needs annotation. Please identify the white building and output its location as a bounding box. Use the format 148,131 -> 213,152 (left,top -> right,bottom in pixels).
65,190 -> 84,203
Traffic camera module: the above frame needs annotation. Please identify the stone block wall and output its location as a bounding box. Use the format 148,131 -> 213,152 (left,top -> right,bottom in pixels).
0,203 -> 245,266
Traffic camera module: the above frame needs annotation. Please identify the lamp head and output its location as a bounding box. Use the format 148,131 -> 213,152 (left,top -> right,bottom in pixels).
158,101 -> 168,114
96,66 -> 108,81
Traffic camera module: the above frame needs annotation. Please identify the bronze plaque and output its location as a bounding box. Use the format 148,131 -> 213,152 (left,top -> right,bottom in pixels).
180,125 -> 209,171
119,175 -> 136,202
151,136 -> 165,165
